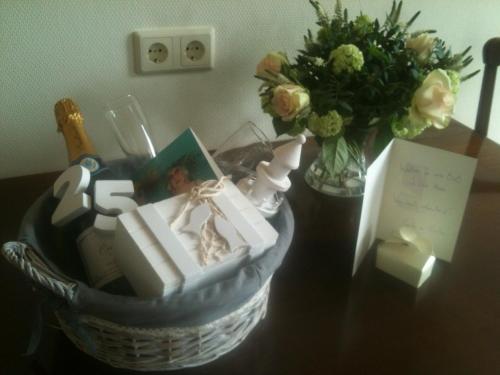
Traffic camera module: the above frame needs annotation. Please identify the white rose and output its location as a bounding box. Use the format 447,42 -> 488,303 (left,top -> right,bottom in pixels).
409,69 -> 455,129
256,52 -> 288,78
406,33 -> 435,63
271,84 -> 310,121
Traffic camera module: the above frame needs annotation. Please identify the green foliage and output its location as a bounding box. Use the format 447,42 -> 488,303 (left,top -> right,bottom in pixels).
299,4 -> 419,123
321,135 -> 348,176
273,117 -> 306,137
257,0 -> 479,152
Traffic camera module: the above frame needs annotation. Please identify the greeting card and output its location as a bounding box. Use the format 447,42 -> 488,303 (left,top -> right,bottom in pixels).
133,128 -> 223,204
354,139 -> 477,275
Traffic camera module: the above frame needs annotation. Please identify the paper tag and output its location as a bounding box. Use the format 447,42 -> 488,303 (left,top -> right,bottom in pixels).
77,227 -> 123,288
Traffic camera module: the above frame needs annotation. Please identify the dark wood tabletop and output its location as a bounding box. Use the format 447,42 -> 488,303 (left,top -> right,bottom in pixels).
1,121 -> 499,375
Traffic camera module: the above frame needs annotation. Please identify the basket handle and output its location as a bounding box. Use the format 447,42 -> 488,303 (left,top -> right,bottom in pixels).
2,241 -> 77,301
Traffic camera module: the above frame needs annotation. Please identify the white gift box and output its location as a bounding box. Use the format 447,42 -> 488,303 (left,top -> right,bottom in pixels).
376,241 -> 436,288
113,180 -> 278,298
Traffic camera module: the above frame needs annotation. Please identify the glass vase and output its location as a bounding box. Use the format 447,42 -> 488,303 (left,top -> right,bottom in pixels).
304,138 -> 367,197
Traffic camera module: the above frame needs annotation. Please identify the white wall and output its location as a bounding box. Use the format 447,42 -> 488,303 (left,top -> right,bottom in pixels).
1,0 -> 498,179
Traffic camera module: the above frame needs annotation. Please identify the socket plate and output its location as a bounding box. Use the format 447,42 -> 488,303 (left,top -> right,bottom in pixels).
134,27 -> 214,74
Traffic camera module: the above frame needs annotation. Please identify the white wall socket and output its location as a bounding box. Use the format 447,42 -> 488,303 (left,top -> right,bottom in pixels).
134,26 -> 214,74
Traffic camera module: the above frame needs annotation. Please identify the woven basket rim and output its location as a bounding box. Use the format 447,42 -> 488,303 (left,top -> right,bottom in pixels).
10,188 -> 294,328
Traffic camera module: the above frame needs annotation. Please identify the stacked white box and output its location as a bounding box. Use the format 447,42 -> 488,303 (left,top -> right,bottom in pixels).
113,180 -> 279,298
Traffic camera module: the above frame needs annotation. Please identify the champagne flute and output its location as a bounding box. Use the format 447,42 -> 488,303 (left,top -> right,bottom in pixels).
213,121 -> 273,182
105,94 -> 156,170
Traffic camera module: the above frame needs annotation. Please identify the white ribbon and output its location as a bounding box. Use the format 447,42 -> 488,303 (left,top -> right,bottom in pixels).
171,177 -> 231,265
385,226 -> 434,256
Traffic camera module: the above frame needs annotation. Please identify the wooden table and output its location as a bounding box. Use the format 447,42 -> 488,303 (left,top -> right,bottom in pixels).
1,122 -> 499,374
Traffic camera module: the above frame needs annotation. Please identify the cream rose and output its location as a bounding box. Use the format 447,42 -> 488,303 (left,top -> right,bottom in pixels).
406,33 -> 435,63
256,52 -> 288,78
409,69 -> 455,129
271,84 -> 310,121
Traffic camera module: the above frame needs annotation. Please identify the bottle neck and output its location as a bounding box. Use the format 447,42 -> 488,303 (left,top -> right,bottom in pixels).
70,153 -> 103,173
59,114 -> 97,163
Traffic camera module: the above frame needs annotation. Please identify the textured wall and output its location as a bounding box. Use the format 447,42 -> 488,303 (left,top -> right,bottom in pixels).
0,0 -> 498,178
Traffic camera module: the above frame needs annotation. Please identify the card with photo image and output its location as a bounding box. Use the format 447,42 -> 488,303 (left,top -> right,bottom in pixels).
133,128 -> 223,204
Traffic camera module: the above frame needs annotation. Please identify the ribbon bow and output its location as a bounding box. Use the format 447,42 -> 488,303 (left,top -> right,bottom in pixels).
186,177 -> 229,204
386,226 -> 434,256
171,176 -> 235,265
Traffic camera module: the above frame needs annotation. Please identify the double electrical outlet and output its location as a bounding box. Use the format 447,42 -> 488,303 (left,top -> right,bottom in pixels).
134,26 -> 214,74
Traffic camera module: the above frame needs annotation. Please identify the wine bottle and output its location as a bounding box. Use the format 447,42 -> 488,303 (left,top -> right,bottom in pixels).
54,98 -> 133,295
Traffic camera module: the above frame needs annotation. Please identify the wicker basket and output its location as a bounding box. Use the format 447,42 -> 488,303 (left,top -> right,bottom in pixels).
3,242 -> 272,371
2,196 -> 293,371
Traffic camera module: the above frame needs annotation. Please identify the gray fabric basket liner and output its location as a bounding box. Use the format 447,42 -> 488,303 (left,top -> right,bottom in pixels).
17,164 -> 294,328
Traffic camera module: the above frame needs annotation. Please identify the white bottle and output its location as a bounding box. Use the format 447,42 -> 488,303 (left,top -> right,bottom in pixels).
238,134 -> 306,217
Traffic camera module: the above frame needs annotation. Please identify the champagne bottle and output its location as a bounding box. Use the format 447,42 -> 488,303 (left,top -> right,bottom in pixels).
54,98 -> 133,295
55,98 -> 115,188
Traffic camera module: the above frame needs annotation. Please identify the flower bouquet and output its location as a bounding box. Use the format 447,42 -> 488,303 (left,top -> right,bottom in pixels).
256,0 -> 478,197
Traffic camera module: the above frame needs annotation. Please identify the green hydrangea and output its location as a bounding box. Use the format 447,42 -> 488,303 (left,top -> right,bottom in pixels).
353,14 -> 373,35
308,111 -> 343,138
447,70 -> 460,95
391,115 -> 429,139
313,57 -> 325,67
329,44 -> 364,74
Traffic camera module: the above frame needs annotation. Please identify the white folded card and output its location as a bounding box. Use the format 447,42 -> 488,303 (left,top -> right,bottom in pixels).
354,139 -> 477,276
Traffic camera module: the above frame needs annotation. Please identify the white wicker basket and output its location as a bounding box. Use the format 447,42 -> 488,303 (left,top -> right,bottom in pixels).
2,241 -> 272,371
2,170 -> 294,371
57,279 -> 270,371
2,152 -> 295,371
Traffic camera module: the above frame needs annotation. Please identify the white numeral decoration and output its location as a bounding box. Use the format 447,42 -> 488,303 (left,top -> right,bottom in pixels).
94,180 -> 138,232
52,165 -> 91,226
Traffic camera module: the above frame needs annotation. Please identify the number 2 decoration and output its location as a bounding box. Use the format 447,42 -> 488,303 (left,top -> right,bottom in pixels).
52,165 -> 92,226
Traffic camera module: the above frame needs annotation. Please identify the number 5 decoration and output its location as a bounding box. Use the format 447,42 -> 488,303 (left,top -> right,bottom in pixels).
94,180 -> 137,232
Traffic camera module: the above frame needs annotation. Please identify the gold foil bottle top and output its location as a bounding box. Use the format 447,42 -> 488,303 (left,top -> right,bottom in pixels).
54,98 -> 84,132
54,98 -> 96,163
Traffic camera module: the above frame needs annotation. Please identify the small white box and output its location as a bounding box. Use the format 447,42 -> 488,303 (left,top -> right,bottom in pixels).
113,180 -> 278,298
376,242 -> 435,288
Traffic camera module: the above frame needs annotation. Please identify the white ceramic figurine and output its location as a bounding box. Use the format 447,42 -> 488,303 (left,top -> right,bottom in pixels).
238,134 -> 306,217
